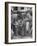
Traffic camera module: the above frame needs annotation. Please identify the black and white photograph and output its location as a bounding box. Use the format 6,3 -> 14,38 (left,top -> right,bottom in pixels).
11,7 -> 32,39
5,2 -> 36,44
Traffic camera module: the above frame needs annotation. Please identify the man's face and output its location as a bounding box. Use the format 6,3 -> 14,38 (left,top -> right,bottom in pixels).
27,13 -> 32,20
